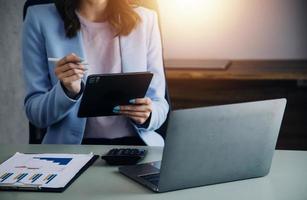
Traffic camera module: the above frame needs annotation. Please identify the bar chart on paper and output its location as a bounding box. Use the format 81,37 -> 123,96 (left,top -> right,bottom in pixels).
0,152 -> 94,189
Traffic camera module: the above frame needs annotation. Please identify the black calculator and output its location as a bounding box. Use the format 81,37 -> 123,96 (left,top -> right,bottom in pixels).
101,148 -> 147,165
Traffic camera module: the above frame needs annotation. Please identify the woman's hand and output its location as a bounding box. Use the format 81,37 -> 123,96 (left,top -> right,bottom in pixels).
54,53 -> 87,95
113,97 -> 152,125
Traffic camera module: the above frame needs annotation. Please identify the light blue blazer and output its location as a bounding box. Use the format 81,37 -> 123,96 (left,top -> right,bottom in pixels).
22,4 -> 169,146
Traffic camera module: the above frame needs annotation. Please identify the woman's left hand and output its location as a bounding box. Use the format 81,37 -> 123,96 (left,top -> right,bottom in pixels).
113,97 -> 152,125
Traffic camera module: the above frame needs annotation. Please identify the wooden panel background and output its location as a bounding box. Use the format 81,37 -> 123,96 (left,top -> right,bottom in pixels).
165,61 -> 307,150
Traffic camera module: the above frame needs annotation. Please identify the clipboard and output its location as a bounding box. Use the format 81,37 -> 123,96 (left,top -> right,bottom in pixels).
78,72 -> 153,117
0,153 -> 99,192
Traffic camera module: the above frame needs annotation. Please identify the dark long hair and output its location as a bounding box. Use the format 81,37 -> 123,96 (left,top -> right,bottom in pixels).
54,0 -> 141,38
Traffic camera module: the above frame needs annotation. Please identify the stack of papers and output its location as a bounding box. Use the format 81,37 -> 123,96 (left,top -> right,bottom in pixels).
0,152 -> 94,189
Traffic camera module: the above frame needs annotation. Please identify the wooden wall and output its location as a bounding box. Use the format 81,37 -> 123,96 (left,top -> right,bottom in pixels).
165,60 -> 307,150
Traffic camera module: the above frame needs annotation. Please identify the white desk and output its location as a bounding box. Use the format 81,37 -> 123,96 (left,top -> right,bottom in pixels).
0,144 -> 306,200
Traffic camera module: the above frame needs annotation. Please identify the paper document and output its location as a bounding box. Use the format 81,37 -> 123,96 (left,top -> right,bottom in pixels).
0,152 -> 94,189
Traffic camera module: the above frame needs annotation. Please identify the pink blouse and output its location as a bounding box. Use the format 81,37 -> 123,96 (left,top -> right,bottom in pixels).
77,13 -> 136,139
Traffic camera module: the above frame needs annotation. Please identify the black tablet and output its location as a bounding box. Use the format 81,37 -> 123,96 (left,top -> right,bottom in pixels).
78,72 -> 153,117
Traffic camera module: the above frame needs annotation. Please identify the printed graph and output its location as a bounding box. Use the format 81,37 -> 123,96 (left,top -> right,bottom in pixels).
33,157 -> 72,165
0,172 -> 58,184
0,153 -> 93,188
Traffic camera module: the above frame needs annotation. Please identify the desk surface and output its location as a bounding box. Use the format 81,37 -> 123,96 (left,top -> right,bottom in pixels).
165,60 -> 307,80
0,145 -> 306,200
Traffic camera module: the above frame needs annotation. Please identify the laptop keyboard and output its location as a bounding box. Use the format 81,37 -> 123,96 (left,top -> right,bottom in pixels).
140,173 -> 160,186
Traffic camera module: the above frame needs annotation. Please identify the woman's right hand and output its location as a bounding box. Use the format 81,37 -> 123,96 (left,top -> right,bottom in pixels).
54,53 -> 87,95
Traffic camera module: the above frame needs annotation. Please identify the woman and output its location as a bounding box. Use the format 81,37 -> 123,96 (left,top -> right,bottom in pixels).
22,0 -> 169,146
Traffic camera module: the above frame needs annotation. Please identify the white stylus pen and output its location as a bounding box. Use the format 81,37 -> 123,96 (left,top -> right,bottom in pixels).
48,57 -> 89,66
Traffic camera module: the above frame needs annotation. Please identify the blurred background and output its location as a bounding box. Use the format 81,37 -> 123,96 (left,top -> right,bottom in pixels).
0,0 -> 306,148
158,0 -> 307,60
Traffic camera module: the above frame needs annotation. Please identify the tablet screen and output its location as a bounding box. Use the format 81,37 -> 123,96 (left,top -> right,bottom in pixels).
78,72 -> 153,117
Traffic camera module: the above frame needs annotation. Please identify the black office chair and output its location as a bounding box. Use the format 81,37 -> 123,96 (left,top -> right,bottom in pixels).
24,0 -> 171,144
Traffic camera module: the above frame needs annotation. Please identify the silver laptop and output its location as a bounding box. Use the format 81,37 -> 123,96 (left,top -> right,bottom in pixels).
119,99 -> 287,192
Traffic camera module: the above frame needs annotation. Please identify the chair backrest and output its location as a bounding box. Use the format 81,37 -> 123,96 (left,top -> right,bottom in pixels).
24,0 -> 171,144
